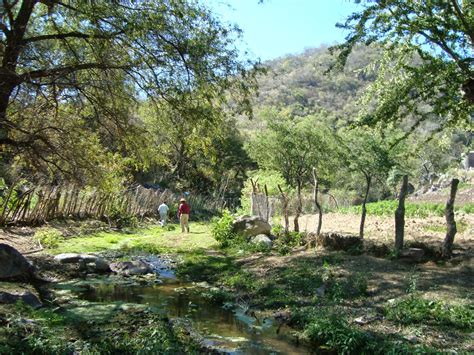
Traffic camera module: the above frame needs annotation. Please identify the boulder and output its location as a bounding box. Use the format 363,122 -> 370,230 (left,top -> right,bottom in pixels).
54,253 -> 82,264
91,258 -> 110,272
109,260 -> 152,276
0,290 -> 42,308
232,216 -> 271,238
0,244 -> 35,280
250,234 -> 272,248
54,253 -> 110,273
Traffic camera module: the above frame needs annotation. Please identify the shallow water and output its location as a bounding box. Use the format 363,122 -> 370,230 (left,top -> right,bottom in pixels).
58,256 -> 308,354
75,280 -> 306,354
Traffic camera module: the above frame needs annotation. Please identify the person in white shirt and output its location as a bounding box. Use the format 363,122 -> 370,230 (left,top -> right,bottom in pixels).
158,201 -> 169,227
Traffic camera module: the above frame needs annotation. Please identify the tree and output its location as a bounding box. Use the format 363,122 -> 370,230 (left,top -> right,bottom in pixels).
0,0 -> 259,181
335,127 -> 400,238
247,110 -> 333,232
139,95 -> 253,196
332,0 -> 473,130
442,178 -> 460,258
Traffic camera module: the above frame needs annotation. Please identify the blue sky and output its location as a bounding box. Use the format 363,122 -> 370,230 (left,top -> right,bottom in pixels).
208,0 -> 363,61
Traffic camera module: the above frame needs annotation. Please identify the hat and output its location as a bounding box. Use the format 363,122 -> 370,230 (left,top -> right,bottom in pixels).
180,198 -> 186,202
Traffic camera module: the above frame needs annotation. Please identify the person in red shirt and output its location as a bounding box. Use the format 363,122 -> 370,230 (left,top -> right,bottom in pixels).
178,198 -> 191,233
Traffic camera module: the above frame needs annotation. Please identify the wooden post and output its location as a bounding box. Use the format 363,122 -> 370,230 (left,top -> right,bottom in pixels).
442,179 -> 459,258
264,184 -> 270,222
359,174 -> 372,238
312,167 -> 323,236
395,175 -> 408,252
294,180 -> 302,232
278,184 -> 289,235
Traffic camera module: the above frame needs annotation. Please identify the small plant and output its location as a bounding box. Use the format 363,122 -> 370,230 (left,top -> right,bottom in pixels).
210,209 -> 237,248
108,205 -> 138,229
405,270 -> 419,294
34,227 -> 64,248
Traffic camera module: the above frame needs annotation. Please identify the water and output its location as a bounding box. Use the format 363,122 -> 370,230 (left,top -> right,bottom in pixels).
56,256 -> 308,354
74,280 -> 306,354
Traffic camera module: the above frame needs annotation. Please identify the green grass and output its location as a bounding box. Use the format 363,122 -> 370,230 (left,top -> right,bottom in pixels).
51,222 -> 217,254
385,296 -> 474,329
338,200 -> 474,218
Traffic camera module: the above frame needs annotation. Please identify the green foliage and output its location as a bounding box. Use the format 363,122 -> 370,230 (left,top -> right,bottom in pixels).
385,296 -> 474,329
303,312 -> 369,354
247,111 -> 335,192
34,227 -> 64,249
210,210 -> 238,248
338,200 -> 474,218
2,0 -> 260,191
332,1 -> 473,129
274,231 -> 305,255
298,307 -> 440,354
108,206 -> 139,229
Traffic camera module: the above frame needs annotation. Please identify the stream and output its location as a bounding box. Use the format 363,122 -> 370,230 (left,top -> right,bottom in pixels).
51,256 -> 308,354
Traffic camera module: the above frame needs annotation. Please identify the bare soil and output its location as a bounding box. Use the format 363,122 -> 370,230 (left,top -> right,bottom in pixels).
294,212 -> 474,250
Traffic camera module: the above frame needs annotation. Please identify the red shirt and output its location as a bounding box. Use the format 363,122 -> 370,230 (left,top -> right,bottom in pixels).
178,202 -> 190,216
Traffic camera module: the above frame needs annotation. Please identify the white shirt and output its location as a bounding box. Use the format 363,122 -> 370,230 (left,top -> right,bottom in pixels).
158,203 -> 169,215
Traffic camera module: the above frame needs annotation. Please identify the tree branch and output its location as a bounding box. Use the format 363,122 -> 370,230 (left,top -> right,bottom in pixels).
19,62 -> 129,81
22,30 -> 124,44
450,0 -> 474,46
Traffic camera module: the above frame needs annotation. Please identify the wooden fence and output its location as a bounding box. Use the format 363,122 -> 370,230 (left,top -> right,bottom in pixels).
0,184 -> 175,226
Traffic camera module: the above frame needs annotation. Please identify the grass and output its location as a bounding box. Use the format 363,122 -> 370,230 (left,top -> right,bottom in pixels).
0,302 -> 201,354
51,222 -> 217,254
338,200 -> 474,218
385,296 -> 474,330
423,219 -> 469,233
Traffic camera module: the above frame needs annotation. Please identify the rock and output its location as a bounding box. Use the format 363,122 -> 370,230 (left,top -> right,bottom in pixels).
316,233 -> 363,251
250,234 -> 272,248
353,315 -> 379,325
92,258 -> 110,272
400,248 -> 425,262
0,244 -> 35,280
54,253 -> 82,264
55,253 -> 109,273
80,254 -> 99,263
232,216 -> 271,238
0,290 -> 42,308
403,335 -> 418,343
109,260 -> 152,276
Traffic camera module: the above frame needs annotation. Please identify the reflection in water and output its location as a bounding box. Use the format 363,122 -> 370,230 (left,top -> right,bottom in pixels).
74,280 -> 307,354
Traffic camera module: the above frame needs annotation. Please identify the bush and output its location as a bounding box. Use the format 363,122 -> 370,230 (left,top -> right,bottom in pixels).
34,227 -> 63,248
210,209 -> 237,248
108,206 -> 138,229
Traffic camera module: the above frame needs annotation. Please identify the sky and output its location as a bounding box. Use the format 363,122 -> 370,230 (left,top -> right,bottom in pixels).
208,0 -> 364,62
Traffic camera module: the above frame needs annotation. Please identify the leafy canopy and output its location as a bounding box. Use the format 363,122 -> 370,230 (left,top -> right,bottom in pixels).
331,0 -> 473,130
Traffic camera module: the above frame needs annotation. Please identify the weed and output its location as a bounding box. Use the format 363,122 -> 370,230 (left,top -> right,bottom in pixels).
34,227 -> 64,248
405,270 -> 419,294
210,209 -> 237,248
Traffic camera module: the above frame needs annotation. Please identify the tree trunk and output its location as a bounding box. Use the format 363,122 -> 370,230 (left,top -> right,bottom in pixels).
395,175 -> 408,252
312,168 -> 323,235
278,184 -> 289,235
0,0 -> 38,146
359,175 -> 372,238
294,181 -> 302,233
442,179 -> 459,258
